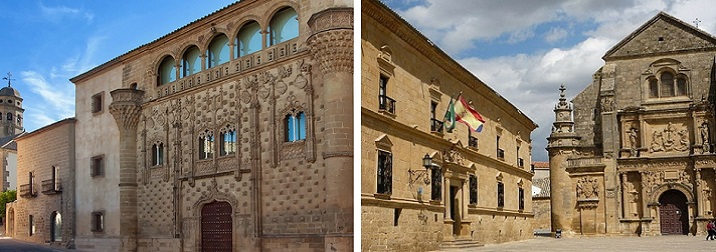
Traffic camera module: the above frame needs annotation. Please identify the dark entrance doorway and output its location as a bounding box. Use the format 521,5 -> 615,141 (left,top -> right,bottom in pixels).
450,186 -> 460,236
659,190 -> 689,235
50,211 -> 61,242
201,200 -> 232,252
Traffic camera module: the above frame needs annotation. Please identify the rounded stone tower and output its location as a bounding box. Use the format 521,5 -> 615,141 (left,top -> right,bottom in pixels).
0,83 -> 25,137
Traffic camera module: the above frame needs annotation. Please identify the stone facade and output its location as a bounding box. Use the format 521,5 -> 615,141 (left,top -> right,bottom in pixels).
361,0 -> 538,251
69,1 -> 353,251
531,162 -> 551,234
6,118 -> 76,248
548,12 -> 716,237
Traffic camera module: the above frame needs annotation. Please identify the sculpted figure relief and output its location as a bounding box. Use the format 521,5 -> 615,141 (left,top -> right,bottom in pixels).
650,123 -> 690,152
627,127 -> 638,156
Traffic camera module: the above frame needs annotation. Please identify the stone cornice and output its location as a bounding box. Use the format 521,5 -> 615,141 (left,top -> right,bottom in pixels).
362,0 -> 537,130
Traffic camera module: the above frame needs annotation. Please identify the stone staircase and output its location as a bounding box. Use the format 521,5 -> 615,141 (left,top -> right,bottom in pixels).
438,238 -> 484,250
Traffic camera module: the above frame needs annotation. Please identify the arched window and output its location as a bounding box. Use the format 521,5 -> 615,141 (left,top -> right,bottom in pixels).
646,71 -> 689,99
236,21 -> 262,58
285,111 -> 306,142
660,72 -> 674,97
269,7 -> 298,45
181,46 -> 202,78
220,127 -> 236,156
198,130 -> 214,160
207,35 -> 230,68
7,112 -> 12,121
158,56 -> 176,85
151,142 -> 164,166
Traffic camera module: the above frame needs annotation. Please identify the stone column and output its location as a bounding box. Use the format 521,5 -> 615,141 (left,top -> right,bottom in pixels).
695,169 -> 702,217
308,7 -> 353,251
109,88 -> 144,252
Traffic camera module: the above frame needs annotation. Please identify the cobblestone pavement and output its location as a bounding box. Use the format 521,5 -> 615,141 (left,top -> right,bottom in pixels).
0,237 -> 75,252
447,235 -> 716,252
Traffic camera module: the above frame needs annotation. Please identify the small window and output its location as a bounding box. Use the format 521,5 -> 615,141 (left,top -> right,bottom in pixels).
16,114 -> 21,126
648,78 -> 658,98
285,112 -> 306,142
91,211 -> 104,232
91,155 -> 104,177
29,215 -> 34,236
151,143 -> 164,166
6,112 -> 11,121
199,130 -> 214,160
518,187 -> 525,210
53,166 -> 60,191
91,92 -> 103,113
469,175 -> 478,205
377,150 -> 392,195
29,171 -> 34,193
497,181 -> 505,208
660,72 -> 674,97
220,128 -> 237,156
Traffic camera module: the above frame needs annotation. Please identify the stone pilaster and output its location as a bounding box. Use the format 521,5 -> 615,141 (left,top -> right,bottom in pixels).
108,88 -> 144,252
308,7 -> 353,250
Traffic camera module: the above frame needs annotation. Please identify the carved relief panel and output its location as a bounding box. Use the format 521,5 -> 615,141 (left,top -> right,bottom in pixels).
647,122 -> 691,153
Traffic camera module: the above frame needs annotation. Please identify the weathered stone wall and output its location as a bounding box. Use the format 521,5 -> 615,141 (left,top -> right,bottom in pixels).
12,119 -> 75,247
362,1 -> 537,251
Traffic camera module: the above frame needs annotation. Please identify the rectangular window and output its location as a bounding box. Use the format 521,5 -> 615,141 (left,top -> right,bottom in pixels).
469,175 -> 478,205
220,130 -> 237,156
29,215 -> 34,236
496,136 -> 504,160
468,132 -> 478,148
376,150 -> 392,195
91,92 -> 103,113
378,76 -> 395,113
91,155 -> 104,177
497,181 -> 504,208
53,166 -> 61,191
519,187 -> 525,210
29,171 -> 34,193
91,211 -> 104,232
285,112 -> 307,142
431,167 -> 442,201
152,143 -> 164,166
199,132 -> 214,159
430,101 -> 443,133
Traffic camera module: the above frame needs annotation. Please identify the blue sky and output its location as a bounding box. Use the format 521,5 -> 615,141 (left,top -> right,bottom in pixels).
0,1 -> 237,132
382,0 -> 716,161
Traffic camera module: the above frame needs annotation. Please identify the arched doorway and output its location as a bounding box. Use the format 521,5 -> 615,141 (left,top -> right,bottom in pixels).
201,200 -> 232,252
50,211 -> 62,242
659,190 -> 689,235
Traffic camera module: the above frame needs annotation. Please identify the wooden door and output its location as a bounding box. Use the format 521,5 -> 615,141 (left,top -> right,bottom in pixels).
201,201 -> 233,252
659,190 -> 688,235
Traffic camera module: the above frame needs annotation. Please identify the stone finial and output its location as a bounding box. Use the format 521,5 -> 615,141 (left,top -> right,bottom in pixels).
109,88 -> 144,130
557,84 -> 569,109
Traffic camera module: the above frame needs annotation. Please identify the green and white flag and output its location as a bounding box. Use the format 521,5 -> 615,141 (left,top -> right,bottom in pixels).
443,96 -> 456,133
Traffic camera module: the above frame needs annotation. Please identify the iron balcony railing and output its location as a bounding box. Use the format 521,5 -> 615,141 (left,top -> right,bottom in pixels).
468,136 -> 478,148
378,95 -> 396,114
497,149 -> 505,160
431,118 -> 444,133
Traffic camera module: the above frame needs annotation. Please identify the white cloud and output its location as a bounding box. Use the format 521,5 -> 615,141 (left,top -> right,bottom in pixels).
20,71 -> 75,119
39,3 -> 94,23
388,0 -> 716,161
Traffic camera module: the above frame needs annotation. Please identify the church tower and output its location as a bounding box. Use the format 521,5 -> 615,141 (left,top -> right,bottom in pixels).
546,84 -> 580,236
0,73 -> 25,137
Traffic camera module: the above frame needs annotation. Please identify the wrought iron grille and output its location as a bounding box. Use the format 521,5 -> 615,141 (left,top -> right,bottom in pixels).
431,167 -> 442,201
377,150 -> 392,195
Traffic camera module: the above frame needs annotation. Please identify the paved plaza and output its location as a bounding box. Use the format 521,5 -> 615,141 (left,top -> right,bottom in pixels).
449,235 -> 716,252
0,237 -> 74,252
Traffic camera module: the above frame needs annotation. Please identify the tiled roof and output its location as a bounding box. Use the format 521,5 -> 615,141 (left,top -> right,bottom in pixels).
532,177 -> 550,198
532,161 -> 549,169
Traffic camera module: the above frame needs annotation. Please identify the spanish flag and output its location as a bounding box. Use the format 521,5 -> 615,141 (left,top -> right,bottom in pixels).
444,94 -> 485,133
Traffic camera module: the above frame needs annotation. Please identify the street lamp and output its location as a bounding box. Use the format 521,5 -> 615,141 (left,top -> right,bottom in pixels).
409,153 -> 432,186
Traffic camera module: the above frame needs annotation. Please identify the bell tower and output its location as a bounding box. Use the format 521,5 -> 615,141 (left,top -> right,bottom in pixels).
546,84 -> 580,236
0,72 -> 24,137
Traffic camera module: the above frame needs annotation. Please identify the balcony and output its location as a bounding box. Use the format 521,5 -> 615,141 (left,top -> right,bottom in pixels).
378,95 -> 396,114
518,158 -> 525,168
468,136 -> 478,149
19,183 -> 37,198
430,118 -> 444,133
497,149 -> 505,160
41,179 -> 61,195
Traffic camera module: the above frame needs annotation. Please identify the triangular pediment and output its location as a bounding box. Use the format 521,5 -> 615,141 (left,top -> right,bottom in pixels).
603,12 -> 716,60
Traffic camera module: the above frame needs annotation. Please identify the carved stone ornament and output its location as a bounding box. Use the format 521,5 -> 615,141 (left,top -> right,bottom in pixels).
650,122 -> 690,153
576,176 -> 599,200
443,149 -> 465,166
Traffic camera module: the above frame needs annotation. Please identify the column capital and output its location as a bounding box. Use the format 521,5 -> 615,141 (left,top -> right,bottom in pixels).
109,88 -> 144,131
